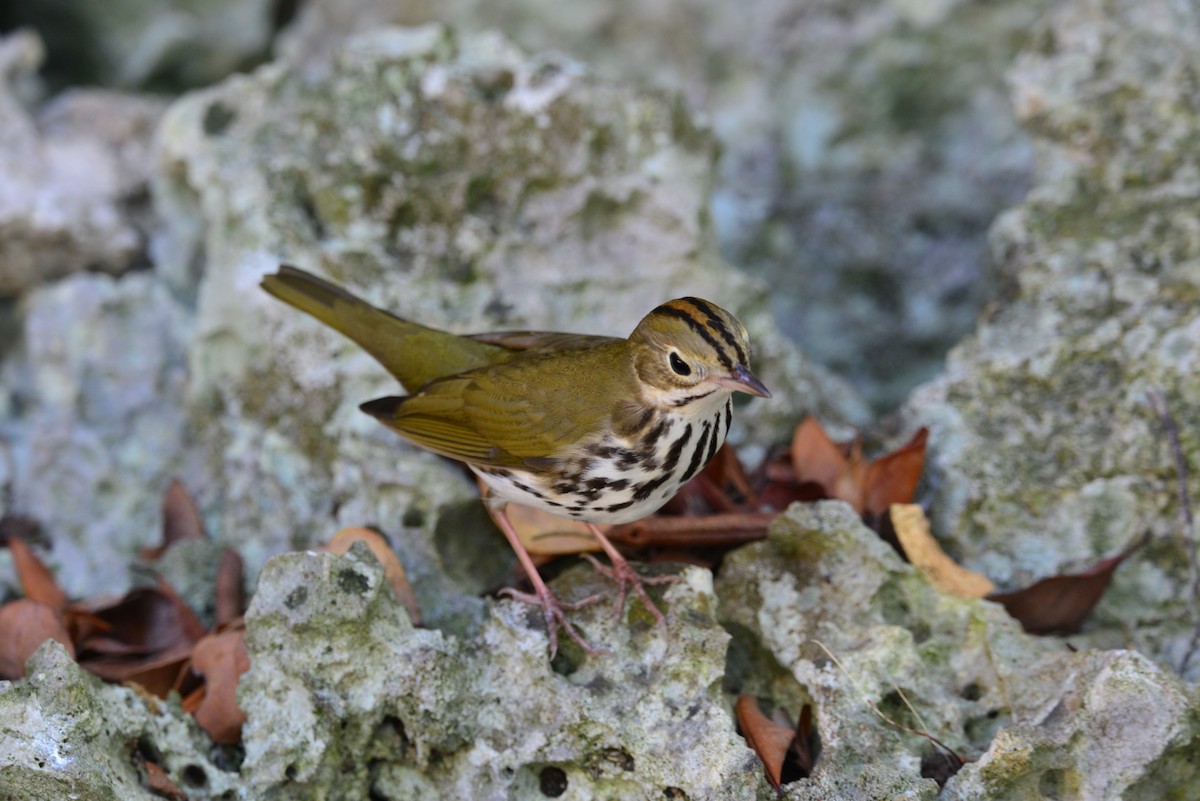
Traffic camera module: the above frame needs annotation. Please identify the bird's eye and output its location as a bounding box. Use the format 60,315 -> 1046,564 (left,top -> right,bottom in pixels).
669,351 -> 692,376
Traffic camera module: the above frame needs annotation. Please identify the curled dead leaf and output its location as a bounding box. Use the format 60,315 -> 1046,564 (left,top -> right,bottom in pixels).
142,480 -> 206,561
326,527 -> 422,625
890,505 -> 994,599
864,429 -> 928,518
185,626 -> 249,745
5,536 -> 67,611
477,479 -> 601,557
790,418 -> 928,519
214,548 -> 245,629
736,694 -> 796,791
0,598 -> 74,678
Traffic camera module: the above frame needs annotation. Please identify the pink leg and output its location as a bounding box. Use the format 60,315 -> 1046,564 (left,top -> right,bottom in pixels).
582,523 -> 677,626
491,506 -> 604,657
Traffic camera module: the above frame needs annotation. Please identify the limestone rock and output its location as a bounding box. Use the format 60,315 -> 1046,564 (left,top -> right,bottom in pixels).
238,542 -> 764,800
902,0 -> 1200,678
0,272 -> 190,597
3,0 -> 275,90
0,30 -> 166,296
716,503 -> 1200,800
0,641 -> 237,800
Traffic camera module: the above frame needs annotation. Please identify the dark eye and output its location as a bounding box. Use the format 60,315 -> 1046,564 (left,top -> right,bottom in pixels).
669,351 -> 692,376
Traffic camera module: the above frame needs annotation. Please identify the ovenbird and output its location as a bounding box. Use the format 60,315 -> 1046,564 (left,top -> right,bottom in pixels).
261,266 -> 770,654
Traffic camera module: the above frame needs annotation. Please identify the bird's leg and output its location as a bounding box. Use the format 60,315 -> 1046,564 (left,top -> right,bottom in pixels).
582,522 -> 678,626
490,505 -> 605,657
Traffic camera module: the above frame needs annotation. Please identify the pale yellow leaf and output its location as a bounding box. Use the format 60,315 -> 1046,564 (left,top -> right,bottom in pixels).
891,504 -> 994,599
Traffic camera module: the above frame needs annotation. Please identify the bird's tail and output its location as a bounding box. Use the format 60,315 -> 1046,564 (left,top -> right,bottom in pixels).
261,265 -> 506,390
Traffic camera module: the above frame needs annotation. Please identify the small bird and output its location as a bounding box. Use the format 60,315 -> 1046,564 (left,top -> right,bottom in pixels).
261,266 -> 770,654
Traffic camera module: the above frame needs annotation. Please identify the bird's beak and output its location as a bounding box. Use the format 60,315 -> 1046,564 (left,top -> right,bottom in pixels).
717,364 -> 771,398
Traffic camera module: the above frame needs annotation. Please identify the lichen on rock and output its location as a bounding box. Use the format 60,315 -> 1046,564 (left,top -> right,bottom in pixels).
237,542 -> 763,800
716,502 -> 1200,800
902,0 -> 1200,679
0,641 -> 237,800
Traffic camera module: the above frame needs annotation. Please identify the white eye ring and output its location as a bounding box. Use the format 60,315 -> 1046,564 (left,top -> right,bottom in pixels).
668,351 -> 692,376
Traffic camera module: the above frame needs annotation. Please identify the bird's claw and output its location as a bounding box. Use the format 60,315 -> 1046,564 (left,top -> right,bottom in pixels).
498,586 -> 606,657
580,553 -> 677,625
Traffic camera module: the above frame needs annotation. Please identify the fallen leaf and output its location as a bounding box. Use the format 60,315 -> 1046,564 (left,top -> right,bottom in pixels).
736,694 -> 796,791
989,535 -> 1146,635
141,759 -> 187,801
863,429 -> 928,518
140,480 -> 205,561
325,527 -> 422,625
214,548 -> 245,629
891,505 -> 995,599
80,643 -> 194,697
0,599 -> 74,677
791,418 -> 859,506
185,626 -> 250,744
790,418 -> 928,518
4,537 -> 67,611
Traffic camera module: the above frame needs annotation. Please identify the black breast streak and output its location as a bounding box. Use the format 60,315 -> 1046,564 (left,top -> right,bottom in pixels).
679,420 -> 712,483
641,416 -> 671,449
705,409 -> 722,464
631,423 -> 693,502
724,399 -> 732,434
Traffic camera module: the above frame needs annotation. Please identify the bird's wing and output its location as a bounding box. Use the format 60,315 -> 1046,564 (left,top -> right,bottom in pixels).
361,348 -> 621,471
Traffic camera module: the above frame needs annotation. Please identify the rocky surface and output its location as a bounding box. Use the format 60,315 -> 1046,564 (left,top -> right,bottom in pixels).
0,642 -> 238,800
5,505 -> 1196,800
902,0 -> 1200,680
718,504 -> 1200,801
0,0 -> 275,90
0,30 -> 165,296
278,0 -> 1051,411
238,543 -> 761,800
0,272 -> 190,597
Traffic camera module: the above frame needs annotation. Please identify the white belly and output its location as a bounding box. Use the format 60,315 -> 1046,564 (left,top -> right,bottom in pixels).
473,395 -> 733,525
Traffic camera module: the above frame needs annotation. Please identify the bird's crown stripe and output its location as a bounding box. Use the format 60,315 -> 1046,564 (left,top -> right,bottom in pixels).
679,297 -> 749,365
652,304 -> 735,370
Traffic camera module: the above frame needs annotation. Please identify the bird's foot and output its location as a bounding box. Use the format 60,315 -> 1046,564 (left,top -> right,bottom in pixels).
580,552 -> 678,625
498,586 -> 606,657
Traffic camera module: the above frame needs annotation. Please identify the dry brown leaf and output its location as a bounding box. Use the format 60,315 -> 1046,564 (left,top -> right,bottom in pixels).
214,548 -> 245,628
791,418 -> 858,506
141,480 -> 206,561
864,429 -> 928,518
80,643 -> 194,697
789,418 -> 929,520
0,599 -> 74,678
480,488 -> 602,557
736,694 -> 796,791
142,759 -> 187,801
326,527 -> 422,625
186,627 -> 249,744
989,536 -> 1146,635
5,537 -> 67,611
891,505 -> 994,599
